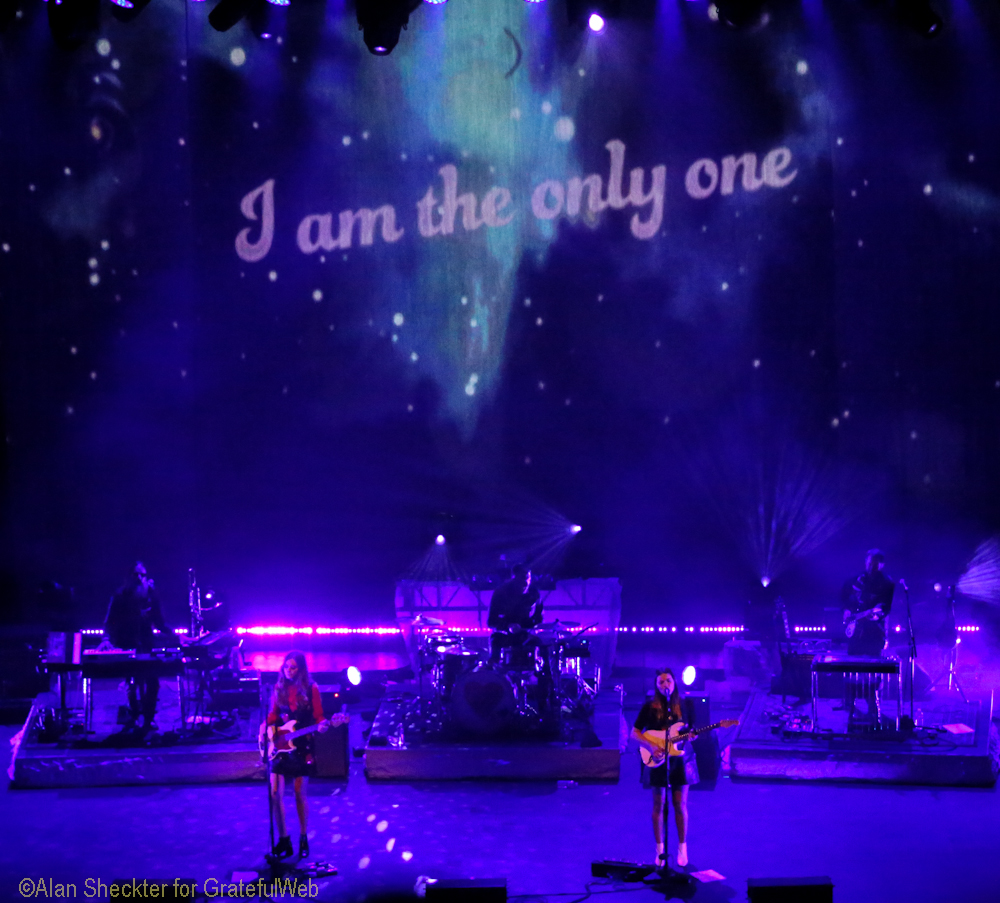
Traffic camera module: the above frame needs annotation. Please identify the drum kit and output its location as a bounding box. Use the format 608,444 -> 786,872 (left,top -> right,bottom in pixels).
405,615 -> 600,738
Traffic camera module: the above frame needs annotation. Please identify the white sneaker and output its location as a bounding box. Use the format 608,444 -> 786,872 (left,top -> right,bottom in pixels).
676,843 -> 688,867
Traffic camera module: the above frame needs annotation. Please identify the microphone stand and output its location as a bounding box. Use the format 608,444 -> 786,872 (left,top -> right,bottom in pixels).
901,579 -> 916,729
261,677 -> 297,884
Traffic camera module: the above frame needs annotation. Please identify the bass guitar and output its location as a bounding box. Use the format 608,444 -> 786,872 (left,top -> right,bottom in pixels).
260,713 -> 350,763
639,719 -> 739,768
844,605 -> 883,639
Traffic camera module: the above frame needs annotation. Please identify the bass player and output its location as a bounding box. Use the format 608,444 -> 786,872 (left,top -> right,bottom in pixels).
263,651 -> 329,859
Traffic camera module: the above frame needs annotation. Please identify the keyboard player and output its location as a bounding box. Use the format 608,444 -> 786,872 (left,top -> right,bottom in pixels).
99,561 -> 178,730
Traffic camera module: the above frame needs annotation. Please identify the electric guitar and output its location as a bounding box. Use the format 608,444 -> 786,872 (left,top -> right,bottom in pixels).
639,719 -> 739,768
844,605 -> 883,639
260,713 -> 350,762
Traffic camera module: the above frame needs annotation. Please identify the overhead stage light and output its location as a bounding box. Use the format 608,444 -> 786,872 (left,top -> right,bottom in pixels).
435,534 -> 446,546
681,665 -> 697,686
711,0 -> 766,29
346,666 -> 362,686
587,12 -> 605,32
570,524 -> 582,534
761,575 -> 771,588
356,0 -> 422,56
47,0 -> 100,49
899,0 -> 943,37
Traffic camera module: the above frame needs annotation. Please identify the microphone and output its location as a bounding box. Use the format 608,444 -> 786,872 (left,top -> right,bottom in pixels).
899,578 -> 909,592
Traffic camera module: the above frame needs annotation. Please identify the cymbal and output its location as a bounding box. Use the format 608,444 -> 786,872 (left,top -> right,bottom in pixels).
401,614 -> 445,626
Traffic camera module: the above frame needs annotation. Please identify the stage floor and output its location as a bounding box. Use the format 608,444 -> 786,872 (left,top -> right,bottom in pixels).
3,704 -> 1000,903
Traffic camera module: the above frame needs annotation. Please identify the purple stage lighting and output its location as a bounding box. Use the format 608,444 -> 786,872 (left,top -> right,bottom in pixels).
435,534 -> 446,545
681,665 -> 697,686
760,575 -> 771,588
109,0 -> 135,7
570,524 -> 582,534
424,0 -> 448,5
265,0 -> 289,6
346,666 -> 362,686
587,13 -> 605,32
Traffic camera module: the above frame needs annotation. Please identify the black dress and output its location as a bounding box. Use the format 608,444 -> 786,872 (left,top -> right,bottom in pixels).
268,682 -> 323,778
634,698 -> 700,789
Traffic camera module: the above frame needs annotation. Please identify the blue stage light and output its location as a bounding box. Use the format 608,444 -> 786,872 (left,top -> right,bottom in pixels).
346,666 -> 362,686
681,665 -> 697,686
570,524 -> 582,534
435,534 -> 446,545
587,13 -> 605,32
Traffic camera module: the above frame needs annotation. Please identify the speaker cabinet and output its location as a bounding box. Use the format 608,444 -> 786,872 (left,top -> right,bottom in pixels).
747,876 -> 833,902
314,690 -> 349,777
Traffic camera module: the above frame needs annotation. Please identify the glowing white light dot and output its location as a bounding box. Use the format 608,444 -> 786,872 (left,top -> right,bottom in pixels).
402,852 -> 413,862
541,100 -> 553,115
393,312 -> 404,326
831,417 -> 840,428
524,297 -> 532,307
410,352 -> 418,362
796,60 -> 808,75
721,282 -> 729,291
268,271 -> 277,282
752,359 -> 761,368
923,184 -> 933,195
342,136 -> 352,146
89,273 -> 100,286
510,108 -> 521,121
70,347 -> 78,355
313,290 -> 323,302
386,838 -> 396,852
89,371 -> 97,380
461,296 -> 468,305
588,13 -> 605,32
88,258 -> 98,269
536,317 -> 543,326
358,856 -> 370,869
111,59 -> 121,71
100,240 -> 110,251
96,39 -> 111,57
554,117 -> 575,142
376,820 -> 388,832
910,430 -> 918,439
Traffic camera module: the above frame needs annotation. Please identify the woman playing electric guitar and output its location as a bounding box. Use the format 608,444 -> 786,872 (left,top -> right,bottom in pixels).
631,668 -> 698,870
263,651 -> 341,860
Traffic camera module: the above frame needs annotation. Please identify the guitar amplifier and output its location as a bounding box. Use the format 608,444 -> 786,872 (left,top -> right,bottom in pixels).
315,688 -> 349,778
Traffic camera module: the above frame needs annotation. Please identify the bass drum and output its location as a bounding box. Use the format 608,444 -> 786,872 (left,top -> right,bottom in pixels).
451,669 -> 518,737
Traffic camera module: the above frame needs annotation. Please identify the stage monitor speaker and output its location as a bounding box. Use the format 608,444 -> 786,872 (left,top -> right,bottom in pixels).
747,876 -> 833,902
425,877 -> 506,901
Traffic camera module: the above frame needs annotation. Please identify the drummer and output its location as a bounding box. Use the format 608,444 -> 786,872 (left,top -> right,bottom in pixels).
487,565 -> 544,665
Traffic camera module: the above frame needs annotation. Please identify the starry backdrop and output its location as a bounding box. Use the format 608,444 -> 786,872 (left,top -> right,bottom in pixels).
2,0 -> 1000,629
